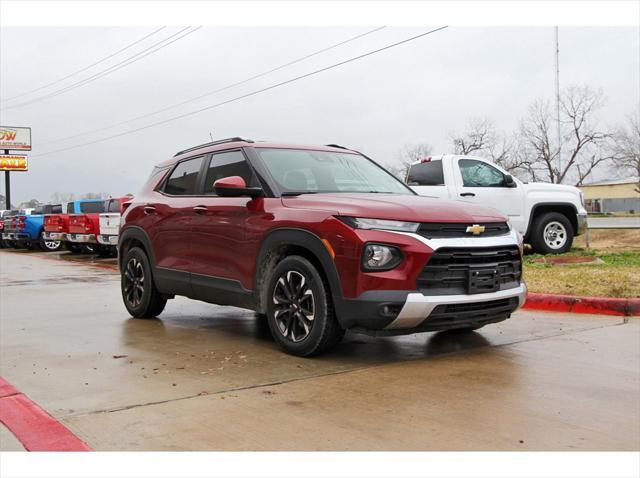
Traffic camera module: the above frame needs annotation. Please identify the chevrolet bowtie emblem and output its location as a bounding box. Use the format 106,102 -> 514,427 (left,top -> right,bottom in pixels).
466,224 -> 485,235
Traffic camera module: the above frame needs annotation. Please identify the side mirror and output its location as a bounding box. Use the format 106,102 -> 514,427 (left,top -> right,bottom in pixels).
504,174 -> 516,188
213,176 -> 263,198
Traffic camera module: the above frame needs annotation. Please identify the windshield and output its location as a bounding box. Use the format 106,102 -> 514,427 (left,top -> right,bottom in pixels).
256,149 -> 413,195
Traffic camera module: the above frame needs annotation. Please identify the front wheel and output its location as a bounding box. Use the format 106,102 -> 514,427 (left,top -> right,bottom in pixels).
266,256 -> 344,357
40,232 -> 63,252
121,246 -> 167,318
530,212 -> 574,254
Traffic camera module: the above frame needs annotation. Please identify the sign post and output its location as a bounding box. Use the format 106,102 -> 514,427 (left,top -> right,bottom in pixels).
0,126 -> 31,209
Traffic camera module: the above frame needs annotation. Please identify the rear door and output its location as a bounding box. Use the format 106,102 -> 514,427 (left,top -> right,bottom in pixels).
189,149 -> 259,295
453,158 -> 525,230
149,156 -> 205,282
407,158 -> 452,199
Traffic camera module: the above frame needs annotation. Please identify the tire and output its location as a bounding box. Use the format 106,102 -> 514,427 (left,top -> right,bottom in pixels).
65,242 -> 83,254
121,246 -> 167,318
530,212 -> 573,254
39,232 -> 63,252
265,255 -> 344,357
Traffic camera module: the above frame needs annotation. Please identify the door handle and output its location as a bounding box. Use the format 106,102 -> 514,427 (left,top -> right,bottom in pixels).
460,192 -> 476,197
143,205 -> 156,215
193,205 -> 208,214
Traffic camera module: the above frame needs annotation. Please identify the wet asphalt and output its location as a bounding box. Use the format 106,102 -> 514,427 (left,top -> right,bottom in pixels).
0,248 -> 638,451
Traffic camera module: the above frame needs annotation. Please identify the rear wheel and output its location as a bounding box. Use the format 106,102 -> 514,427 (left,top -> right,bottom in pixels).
530,212 -> 573,254
39,232 -> 63,252
266,256 -> 344,356
121,246 -> 166,318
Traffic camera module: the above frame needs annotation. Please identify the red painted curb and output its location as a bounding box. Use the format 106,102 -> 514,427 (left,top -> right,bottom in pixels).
523,293 -> 640,317
0,377 -> 91,451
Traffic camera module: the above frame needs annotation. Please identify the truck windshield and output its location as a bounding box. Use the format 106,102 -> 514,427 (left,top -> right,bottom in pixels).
256,149 -> 413,195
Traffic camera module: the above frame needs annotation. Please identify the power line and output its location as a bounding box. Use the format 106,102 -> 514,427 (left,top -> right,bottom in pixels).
0,27 -> 167,103
1,27 -> 202,111
39,26 -> 386,146
34,26 -> 448,158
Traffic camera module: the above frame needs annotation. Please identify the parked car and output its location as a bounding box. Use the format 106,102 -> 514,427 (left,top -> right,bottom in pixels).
0,209 -> 15,248
406,155 -> 588,254
97,195 -> 133,256
118,138 -> 526,356
43,200 -> 105,254
13,204 -> 65,251
2,209 -> 34,249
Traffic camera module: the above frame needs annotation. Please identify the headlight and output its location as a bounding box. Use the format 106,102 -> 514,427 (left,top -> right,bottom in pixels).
338,216 -> 420,233
362,243 -> 403,271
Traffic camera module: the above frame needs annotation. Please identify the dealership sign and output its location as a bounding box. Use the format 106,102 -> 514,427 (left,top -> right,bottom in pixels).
0,126 -> 32,151
0,154 -> 28,172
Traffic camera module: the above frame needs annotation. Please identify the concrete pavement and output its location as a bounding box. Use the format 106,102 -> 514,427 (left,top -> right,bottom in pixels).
1,249 -> 639,451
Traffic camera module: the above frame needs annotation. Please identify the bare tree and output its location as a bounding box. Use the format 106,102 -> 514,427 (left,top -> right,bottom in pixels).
612,108 -> 640,193
518,85 -> 616,185
450,117 -> 495,155
388,142 -> 433,180
50,192 -> 75,204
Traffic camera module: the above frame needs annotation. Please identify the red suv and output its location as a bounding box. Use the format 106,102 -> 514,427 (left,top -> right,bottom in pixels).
119,138 -> 526,356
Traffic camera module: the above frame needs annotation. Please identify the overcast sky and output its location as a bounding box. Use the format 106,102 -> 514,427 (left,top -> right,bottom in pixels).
1,26 -> 638,204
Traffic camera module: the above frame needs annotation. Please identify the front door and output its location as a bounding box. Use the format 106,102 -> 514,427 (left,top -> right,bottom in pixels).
189,150 -> 261,298
453,158 -> 525,232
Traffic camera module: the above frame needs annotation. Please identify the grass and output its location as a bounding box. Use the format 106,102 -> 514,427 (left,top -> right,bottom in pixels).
523,232 -> 640,298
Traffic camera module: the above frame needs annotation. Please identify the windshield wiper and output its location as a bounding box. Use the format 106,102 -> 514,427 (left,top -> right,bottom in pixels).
280,191 -> 318,197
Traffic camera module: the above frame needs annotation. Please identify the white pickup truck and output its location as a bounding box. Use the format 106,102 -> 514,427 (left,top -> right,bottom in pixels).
406,155 -> 588,254
97,195 -> 132,255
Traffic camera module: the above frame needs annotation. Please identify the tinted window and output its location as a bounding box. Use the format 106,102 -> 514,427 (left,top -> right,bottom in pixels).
459,159 -> 506,187
33,206 -> 44,215
80,201 -> 105,213
407,160 -> 444,186
66,202 -> 75,214
164,157 -> 203,195
42,204 -> 62,214
105,199 -> 121,213
204,151 -> 256,194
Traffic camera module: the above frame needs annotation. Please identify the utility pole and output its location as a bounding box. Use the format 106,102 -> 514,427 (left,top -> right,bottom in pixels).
554,26 -> 562,183
4,150 -> 10,209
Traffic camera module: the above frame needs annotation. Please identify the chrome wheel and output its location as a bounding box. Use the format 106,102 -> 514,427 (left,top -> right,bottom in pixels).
123,258 -> 145,307
543,221 -> 568,250
43,239 -> 61,250
272,270 -> 315,343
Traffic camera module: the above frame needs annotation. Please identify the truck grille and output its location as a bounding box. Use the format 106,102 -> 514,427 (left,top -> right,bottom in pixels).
418,222 -> 510,239
417,245 -> 521,295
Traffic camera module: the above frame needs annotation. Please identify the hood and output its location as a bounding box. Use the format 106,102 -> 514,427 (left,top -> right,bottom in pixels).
282,193 -> 506,223
522,182 -> 581,195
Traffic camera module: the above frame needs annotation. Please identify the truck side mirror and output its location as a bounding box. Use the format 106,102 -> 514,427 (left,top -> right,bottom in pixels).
504,174 -> 516,188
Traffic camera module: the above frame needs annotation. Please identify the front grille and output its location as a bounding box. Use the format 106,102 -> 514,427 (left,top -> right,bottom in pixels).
418,222 -> 510,239
418,245 -> 521,295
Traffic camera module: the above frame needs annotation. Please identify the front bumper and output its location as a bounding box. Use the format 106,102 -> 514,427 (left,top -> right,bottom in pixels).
338,283 -> 527,334
43,232 -> 66,241
97,234 -> 118,246
67,233 -> 97,243
577,212 -> 588,235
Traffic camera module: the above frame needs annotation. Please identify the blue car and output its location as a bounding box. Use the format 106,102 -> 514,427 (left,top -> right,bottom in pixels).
14,204 -> 64,251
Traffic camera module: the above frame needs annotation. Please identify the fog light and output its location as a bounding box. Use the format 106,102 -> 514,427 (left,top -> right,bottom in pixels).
362,244 -> 403,271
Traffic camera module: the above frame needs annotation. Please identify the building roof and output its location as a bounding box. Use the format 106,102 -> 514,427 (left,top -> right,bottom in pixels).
581,177 -> 640,187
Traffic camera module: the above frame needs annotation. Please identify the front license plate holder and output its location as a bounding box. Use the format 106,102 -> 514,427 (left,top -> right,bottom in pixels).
467,268 -> 500,294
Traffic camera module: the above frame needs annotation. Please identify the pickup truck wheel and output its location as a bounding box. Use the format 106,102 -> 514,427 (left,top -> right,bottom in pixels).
121,247 -> 167,319
39,232 -> 63,252
266,256 -> 344,356
530,212 -> 573,254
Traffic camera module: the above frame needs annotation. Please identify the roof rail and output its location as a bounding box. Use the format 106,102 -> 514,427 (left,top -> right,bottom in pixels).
174,137 -> 254,157
325,143 -> 349,150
